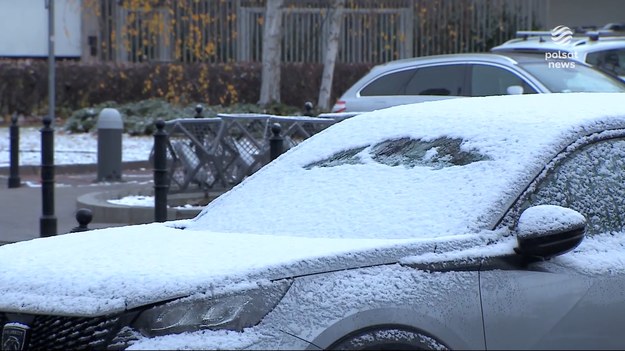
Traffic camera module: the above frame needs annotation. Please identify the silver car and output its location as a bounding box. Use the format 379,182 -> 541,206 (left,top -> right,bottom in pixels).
492,29 -> 625,80
4,93 -> 625,349
331,52 -> 625,112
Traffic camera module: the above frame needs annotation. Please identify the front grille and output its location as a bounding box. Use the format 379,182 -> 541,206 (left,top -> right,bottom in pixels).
2,313 -> 125,350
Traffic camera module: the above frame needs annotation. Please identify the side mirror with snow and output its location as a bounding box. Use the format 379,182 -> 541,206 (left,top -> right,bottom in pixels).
515,205 -> 585,260
506,85 -> 524,95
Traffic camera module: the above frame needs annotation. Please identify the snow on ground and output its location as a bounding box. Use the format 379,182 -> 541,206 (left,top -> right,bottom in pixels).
0,127 -> 154,167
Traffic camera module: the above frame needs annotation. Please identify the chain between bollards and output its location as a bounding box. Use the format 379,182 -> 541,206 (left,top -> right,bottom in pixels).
40,117 -> 57,237
269,123 -> 284,161
153,119 -> 169,222
8,115 -> 21,188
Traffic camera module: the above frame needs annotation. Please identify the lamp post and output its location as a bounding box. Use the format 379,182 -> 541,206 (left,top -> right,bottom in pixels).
41,0 -> 57,236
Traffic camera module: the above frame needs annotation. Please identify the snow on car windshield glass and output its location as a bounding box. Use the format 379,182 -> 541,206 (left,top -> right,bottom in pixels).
305,137 -> 489,170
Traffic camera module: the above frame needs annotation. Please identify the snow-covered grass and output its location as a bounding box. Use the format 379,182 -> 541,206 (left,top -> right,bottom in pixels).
0,127 -> 154,167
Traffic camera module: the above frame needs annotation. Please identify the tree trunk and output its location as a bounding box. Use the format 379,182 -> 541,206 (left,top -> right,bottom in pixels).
259,0 -> 284,106
317,0 -> 346,111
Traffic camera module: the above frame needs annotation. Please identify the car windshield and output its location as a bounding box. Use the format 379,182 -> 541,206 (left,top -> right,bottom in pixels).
519,61 -> 625,92
183,94 -> 625,240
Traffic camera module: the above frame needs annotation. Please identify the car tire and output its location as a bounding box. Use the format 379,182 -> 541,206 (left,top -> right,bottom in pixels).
328,326 -> 450,350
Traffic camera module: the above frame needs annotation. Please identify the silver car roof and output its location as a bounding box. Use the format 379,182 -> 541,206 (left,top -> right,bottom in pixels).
492,36 -> 625,54
370,53 -> 525,70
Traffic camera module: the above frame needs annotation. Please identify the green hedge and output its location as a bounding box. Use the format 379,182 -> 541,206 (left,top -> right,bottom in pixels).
64,100 -> 305,135
0,60 -> 372,119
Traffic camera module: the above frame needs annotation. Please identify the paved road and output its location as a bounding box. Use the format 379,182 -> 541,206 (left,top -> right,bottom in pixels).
0,166 -> 153,244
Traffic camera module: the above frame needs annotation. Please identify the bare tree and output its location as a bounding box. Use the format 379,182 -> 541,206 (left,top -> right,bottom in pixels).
317,0 -> 346,111
259,0 -> 284,106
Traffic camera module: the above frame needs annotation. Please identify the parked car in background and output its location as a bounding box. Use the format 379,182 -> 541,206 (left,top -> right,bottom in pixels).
3,93 -> 625,350
331,52 -> 625,112
491,26 -> 625,81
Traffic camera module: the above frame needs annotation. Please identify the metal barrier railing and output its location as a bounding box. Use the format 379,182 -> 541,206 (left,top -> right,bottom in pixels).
150,114 -> 341,193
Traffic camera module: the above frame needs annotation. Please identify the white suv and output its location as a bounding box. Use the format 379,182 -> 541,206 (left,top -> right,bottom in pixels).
492,25 -> 625,81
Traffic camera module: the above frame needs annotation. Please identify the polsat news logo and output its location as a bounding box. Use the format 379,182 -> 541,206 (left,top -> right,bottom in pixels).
545,25 -> 577,68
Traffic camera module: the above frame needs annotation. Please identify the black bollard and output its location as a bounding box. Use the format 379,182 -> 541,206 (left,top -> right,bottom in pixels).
269,123 -> 284,161
304,101 -> 314,116
40,116 -> 57,237
70,208 -> 93,233
194,104 -> 204,118
153,119 -> 169,222
8,115 -> 21,188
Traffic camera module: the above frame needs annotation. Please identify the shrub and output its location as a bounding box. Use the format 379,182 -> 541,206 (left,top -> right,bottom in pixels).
64,100 -> 307,135
0,59 -> 372,120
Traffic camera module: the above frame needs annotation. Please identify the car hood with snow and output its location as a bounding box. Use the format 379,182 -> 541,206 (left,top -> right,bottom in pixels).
0,224 -> 501,316
2,93 -> 625,317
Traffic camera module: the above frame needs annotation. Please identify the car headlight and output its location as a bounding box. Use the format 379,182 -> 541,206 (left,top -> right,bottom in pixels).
132,279 -> 291,337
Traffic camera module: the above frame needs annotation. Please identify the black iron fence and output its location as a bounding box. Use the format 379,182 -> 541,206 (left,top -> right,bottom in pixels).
151,114 -> 344,193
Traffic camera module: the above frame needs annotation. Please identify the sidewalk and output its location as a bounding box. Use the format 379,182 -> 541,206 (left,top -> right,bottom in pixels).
0,162 -> 153,244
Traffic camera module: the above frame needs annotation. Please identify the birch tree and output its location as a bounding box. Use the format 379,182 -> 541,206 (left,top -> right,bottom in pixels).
259,0 -> 284,106
318,0 -> 346,111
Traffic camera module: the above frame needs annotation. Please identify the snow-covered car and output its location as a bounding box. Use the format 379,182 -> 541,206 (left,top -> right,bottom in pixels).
4,93 -> 625,350
330,52 -> 625,113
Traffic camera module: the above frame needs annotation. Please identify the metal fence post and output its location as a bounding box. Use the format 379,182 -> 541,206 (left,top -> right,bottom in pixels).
269,123 -> 284,161
40,116 -> 57,237
153,119 -> 169,222
70,208 -> 93,233
194,104 -> 204,118
8,115 -> 21,188
304,101 -> 314,116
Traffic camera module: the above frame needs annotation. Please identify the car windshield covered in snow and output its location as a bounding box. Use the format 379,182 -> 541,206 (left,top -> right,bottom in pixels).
182,93 -> 625,240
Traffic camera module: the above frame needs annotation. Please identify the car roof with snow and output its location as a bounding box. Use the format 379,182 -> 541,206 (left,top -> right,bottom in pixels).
185,93 -> 625,239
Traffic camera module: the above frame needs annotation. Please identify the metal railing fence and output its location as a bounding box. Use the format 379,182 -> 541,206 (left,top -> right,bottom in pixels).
152,114 -> 339,193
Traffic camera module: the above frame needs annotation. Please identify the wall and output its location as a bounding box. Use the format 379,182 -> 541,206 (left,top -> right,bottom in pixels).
0,0 -> 81,57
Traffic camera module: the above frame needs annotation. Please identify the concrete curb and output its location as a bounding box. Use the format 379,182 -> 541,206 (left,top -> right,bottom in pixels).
76,188 -> 221,225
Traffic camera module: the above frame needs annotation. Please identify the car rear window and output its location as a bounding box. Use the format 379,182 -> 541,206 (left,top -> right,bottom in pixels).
360,69 -> 416,96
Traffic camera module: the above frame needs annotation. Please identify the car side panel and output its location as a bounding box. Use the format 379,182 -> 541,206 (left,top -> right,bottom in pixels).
481,268 -> 625,349
259,264 -> 485,350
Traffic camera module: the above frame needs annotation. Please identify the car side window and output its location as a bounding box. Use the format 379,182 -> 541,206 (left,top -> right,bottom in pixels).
520,138 -> 625,236
586,49 -> 625,77
359,69 -> 417,96
404,64 -> 465,96
470,64 -> 538,96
